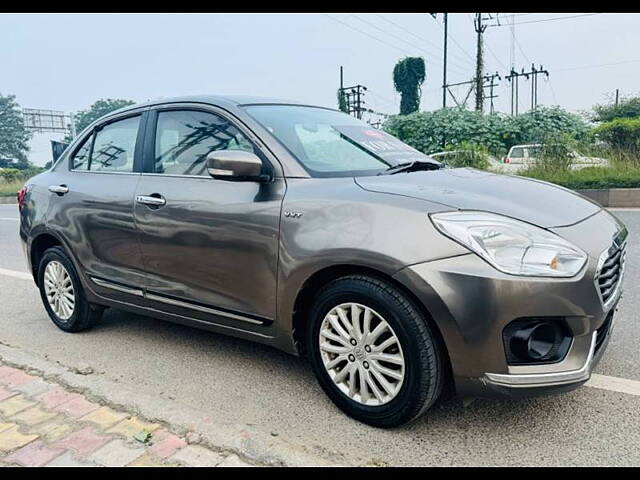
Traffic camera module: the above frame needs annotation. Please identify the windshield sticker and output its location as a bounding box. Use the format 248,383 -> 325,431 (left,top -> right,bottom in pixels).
332,125 -> 433,164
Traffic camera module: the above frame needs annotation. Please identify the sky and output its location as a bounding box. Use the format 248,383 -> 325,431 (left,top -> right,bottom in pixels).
2,12 -> 640,166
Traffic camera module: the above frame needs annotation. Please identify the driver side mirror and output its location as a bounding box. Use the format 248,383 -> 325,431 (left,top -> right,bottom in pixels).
206,150 -> 271,182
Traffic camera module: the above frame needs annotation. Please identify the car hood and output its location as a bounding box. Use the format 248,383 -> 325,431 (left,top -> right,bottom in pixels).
355,168 -> 601,228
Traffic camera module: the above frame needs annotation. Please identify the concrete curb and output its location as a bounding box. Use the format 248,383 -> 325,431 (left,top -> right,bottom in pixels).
0,343 -> 353,466
0,197 -> 17,205
576,188 -> 640,208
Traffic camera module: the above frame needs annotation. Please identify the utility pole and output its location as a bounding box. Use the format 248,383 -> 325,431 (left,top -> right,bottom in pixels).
509,14 -> 515,71
505,68 -> 529,115
615,88 -> 620,107
505,65 -> 549,114
474,13 -> 487,111
483,72 -> 501,114
442,13 -> 448,109
527,64 -> 549,111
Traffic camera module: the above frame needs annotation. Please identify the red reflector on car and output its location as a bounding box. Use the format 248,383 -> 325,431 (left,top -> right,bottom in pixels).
17,185 -> 28,210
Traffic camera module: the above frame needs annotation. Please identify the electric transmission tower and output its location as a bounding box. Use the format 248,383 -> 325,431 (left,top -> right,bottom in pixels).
339,84 -> 368,119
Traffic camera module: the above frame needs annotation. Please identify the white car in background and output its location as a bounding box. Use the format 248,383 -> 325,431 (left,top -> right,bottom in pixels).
502,144 -> 609,172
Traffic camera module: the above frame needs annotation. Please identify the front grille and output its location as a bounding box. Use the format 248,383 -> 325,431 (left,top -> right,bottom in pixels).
596,243 -> 626,306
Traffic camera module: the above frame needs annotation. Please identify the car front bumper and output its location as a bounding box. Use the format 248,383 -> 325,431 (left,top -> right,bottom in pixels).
393,208 -> 626,399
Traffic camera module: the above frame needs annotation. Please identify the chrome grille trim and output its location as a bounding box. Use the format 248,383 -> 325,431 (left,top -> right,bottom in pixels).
595,228 -> 628,311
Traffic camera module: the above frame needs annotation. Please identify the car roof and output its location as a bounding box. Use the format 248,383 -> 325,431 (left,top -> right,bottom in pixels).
109,95 -> 332,117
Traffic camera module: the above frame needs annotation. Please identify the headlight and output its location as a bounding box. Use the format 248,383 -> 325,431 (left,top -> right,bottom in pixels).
430,211 -> 587,277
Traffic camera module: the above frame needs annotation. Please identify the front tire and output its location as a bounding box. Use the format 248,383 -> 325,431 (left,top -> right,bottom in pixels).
306,275 -> 444,428
37,246 -> 103,332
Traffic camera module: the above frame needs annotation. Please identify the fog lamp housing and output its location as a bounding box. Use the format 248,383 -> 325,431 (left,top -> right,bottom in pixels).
503,318 -> 572,365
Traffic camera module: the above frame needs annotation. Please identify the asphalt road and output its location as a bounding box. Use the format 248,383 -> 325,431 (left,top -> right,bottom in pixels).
1,203 -> 639,466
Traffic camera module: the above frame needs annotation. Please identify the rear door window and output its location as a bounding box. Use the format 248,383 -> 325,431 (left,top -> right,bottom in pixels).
89,116 -> 140,172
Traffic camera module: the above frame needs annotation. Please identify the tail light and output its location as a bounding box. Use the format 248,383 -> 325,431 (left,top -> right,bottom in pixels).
504,157 -> 512,164
17,185 -> 30,210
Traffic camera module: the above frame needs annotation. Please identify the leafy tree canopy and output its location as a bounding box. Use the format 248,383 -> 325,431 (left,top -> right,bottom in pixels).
383,106 -> 589,156
66,98 -> 135,142
393,57 -> 426,115
0,93 -> 32,168
593,95 -> 640,123
592,117 -> 640,151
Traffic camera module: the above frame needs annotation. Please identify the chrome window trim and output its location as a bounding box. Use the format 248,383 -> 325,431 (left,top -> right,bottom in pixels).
140,172 -> 211,179
69,170 -> 142,176
147,103 -> 277,177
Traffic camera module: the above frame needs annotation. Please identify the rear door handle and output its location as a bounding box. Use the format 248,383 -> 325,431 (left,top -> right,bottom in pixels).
48,185 -> 69,195
135,195 -> 166,207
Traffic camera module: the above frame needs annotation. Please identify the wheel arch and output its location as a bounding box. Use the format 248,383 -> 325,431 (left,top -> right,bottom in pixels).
29,231 -> 64,285
290,264 -> 453,391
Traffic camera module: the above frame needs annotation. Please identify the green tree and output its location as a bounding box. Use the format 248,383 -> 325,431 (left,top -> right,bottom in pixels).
65,98 -> 135,142
0,93 -> 32,169
593,95 -> 640,122
592,117 -> 640,151
505,106 -> 590,146
393,57 -> 426,115
383,106 -> 590,156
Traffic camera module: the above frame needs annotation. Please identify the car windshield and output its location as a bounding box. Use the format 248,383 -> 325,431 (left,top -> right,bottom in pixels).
243,105 -> 437,177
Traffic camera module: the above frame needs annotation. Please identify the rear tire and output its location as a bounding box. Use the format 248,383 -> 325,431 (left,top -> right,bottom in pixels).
306,275 -> 443,428
37,246 -> 103,332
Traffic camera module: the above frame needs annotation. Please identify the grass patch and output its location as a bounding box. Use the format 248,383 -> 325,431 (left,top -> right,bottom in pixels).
519,165 -> 640,190
0,178 -> 24,197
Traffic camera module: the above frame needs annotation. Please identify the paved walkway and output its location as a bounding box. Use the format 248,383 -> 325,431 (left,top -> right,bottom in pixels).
0,364 -> 251,467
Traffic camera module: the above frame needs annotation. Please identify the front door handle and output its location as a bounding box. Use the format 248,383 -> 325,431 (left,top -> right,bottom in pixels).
135,194 -> 166,207
48,185 -> 69,195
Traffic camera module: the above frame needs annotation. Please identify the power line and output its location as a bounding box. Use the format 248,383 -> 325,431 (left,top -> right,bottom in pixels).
375,14 -> 474,69
489,13 -> 598,27
514,35 -> 531,64
376,15 -> 446,56
428,14 -> 476,64
485,42 -> 508,71
324,15 -> 410,55
352,15 -> 470,76
366,89 -> 397,109
545,76 -> 559,104
325,15 -> 469,78
554,58 -> 640,72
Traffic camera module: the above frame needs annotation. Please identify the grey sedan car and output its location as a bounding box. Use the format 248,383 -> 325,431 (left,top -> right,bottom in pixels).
18,96 -> 627,427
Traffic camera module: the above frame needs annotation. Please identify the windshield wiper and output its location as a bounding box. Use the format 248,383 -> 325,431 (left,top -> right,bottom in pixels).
378,160 -> 444,175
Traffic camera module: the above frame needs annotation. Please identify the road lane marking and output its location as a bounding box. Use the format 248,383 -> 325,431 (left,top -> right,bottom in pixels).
586,373 -> 640,396
0,268 -> 31,281
0,217 -> 18,221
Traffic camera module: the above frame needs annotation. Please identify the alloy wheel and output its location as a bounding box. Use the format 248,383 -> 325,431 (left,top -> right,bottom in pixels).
319,302 -> 405,406
43,260 -> 75,320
